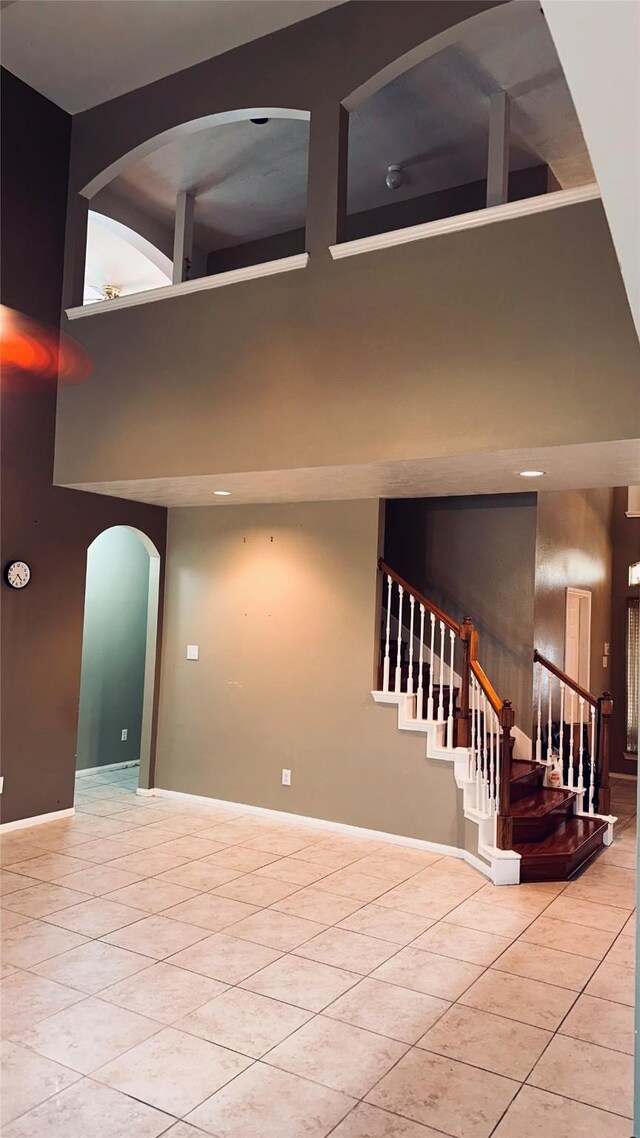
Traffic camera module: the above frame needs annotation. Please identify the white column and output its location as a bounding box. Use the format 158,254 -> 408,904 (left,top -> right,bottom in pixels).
173,191 -> 194,284
382,575 -> 392,691
487,91 -> 510,208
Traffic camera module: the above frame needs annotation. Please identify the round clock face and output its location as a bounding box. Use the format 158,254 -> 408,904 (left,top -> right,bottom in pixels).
4,560 -> 31,590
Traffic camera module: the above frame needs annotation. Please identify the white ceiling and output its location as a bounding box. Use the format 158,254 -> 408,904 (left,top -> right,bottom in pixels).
100,0 -> 592,250
62,439 -> 640,508
83,212 -> 171,302
0,0 -> 345,114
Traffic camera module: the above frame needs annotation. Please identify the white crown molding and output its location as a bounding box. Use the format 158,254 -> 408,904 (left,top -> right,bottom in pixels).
66,253 -> 309,320
329,184 -> 601,260
0,807 -> 75,833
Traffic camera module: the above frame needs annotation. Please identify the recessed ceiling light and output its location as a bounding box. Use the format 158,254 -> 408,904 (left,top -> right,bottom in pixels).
518,470 -> 545,478
212,490 -> 231,496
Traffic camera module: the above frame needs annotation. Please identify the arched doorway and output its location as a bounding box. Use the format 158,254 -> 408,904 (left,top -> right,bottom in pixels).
74,526 -> 160,796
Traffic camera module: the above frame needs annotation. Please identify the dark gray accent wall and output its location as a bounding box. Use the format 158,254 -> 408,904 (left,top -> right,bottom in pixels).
0,69 -> 167,824
384,494 -> 537,730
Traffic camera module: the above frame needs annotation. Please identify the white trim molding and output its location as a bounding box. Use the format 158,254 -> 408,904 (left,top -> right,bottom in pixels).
329,184 -> 600,261
0,807 -> 75,833
76,760 -> 140,777
66,253 -> 309,320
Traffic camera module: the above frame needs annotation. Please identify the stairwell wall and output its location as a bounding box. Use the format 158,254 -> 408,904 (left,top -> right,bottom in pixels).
154,499 -> 469,848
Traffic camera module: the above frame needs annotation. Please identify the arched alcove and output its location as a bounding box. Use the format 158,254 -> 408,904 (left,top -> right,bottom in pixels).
75,526 -> 161,793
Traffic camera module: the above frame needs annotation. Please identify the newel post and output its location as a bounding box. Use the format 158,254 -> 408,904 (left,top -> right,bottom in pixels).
496,699 -> 515,849
456,617 -> 474,748
597,693 -> 613,815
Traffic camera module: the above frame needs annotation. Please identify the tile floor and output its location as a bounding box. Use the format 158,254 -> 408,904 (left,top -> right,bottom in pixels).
0,766 -> 636,1137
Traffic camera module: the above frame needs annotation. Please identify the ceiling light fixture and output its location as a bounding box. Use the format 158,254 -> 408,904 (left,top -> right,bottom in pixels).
518,470 -> 545,478
212,490 -> 232,496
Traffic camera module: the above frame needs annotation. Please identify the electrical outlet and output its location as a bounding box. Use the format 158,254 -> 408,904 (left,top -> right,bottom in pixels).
281,768 -> 292,787
121,728 -> 128,741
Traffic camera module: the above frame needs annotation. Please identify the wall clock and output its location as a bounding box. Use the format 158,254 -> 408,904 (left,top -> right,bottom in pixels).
3,560 -> 31,590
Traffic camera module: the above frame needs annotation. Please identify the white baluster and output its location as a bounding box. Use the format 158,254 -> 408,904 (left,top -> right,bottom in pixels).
395,585 -> 404,693
494,707 -> 501,838
447,628 -> 455,748
470,677 -> 477,792
382,575 -> 392,691
437,621 -> 445,722
407,595 -> 415,697
416,605 -> 425,721
488,709 -> 496,812
535,662 -> 542,763
546,672 -> 553,765
577,697 -> 585,798
559,681 -> 565,782
567,689 -> 575,790
427,613 -> 435,720
588,705 -> 596,814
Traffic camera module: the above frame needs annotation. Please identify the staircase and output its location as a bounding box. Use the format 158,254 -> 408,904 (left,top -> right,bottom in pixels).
376,559 -> 615,885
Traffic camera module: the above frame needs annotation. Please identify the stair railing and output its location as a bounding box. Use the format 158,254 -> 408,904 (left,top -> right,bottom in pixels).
533,649 -> 612,816
378,561 -> 517,851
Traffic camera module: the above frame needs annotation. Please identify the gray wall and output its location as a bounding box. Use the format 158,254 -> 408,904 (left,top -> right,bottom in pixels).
76,527 -> 151,771
609,487 -> 640,774
384,494 -> 537,730
534,488 -> 614,697
155,499 -> 467,848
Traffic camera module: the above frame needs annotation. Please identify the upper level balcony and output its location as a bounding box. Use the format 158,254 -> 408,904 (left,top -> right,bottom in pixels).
54,0 -> 640,504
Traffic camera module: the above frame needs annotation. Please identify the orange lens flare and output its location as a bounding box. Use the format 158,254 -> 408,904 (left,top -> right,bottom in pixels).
0,305 -> 92,390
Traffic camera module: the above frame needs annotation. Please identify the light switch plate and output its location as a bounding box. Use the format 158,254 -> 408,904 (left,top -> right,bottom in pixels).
281,768 -> 292,787
187,645 -> 199,660
0,776 -> 4,794
603,656 -> 608,668
121,728 -> 128,741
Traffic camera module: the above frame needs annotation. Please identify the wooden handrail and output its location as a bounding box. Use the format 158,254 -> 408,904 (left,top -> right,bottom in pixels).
378,559 -> 461,635
470,659 -> 503,715
533,649 -> 597,707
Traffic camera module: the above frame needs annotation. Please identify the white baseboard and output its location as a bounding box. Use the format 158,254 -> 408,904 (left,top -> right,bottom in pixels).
141,785 -> 493,879
76,761 -> 140,777
0,807 -> 75,833
136,787 -> 155,797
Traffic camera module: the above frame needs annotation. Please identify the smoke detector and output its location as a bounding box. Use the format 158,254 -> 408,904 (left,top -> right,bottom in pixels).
385,164 -> 404,190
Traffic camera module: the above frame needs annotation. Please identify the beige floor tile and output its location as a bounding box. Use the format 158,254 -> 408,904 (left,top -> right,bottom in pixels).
371,946 -> 483,1000
151,835 -> 230,859
55,864 -> 143,896
621,911 -> 636,935
198,818 -> 281,845
492,1084 -> 632,1138
256,857 -> 333,886
287,842 -> 369,870
8,853 -> 91,882
563,877 -> 636,911
492,940 -> 598,991
224,907 -> 326,951
324,977 -> 449,1043
157,862 -> 244,891
584,960 -> 635,1005
605,934 -> 635,967
442,899 -> 531,939
543,895 -> 630,932
375,881 -> 477,921
1,1039 -> 80,1124
162,892 -> 260,931
418,1003 -> 551,1080
65,838 -> 140,863
331,1102 -> 449,1137
14,995 -> 161,1075
186,1061 -> 355,1137
94,1025 -> 251,1116
411,921 -> 510,965
519,915 -> 616,959
318,868 -> 393,902
338,903 -> 435,945
106,848 -> 192,876
272,886 -> 365,923
108,826 -> 178,849
42,896 -> 145,936
367,1047 -> 518,1138
103,913 -> 211,959
158,1125 -> 208,1138
1,919 -> 88,967
528,1033 -> 633,1117
241,953 -> 360,1011
178,986 -> 311,1057
350,852 -> 439,883
0,909 -> 31,930
471,884 -> 554,917
168,931 -> 281,983
459,969 -> 577,1030
2,1076 -> 173,1138
1,881 -> 89,918
293,927 -> 399,974
0,871 -> 49,896
202,846 -> 280,871
211,872 -> 299,905
559,992 -> 634,1054
100,960 -> 226,1023
1,841 -> 49,867
266,1014 -> 407,1097
0,970 -> 83,1037
114,808 -> 172,827
242,831 -> 319,856
31,939 -> 151,994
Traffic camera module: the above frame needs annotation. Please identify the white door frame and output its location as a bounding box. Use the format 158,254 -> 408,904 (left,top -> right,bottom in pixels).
564,587 -> 592,690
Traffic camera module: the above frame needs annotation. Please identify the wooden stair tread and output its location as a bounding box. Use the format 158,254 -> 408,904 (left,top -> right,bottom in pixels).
510,788 -> 574,818
510,760 -> 540,781
515,816 -> 607,859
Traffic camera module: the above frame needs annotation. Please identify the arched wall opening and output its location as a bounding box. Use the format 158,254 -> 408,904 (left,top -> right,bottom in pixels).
75,526 -> 161,793
78,107 -> 311,304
